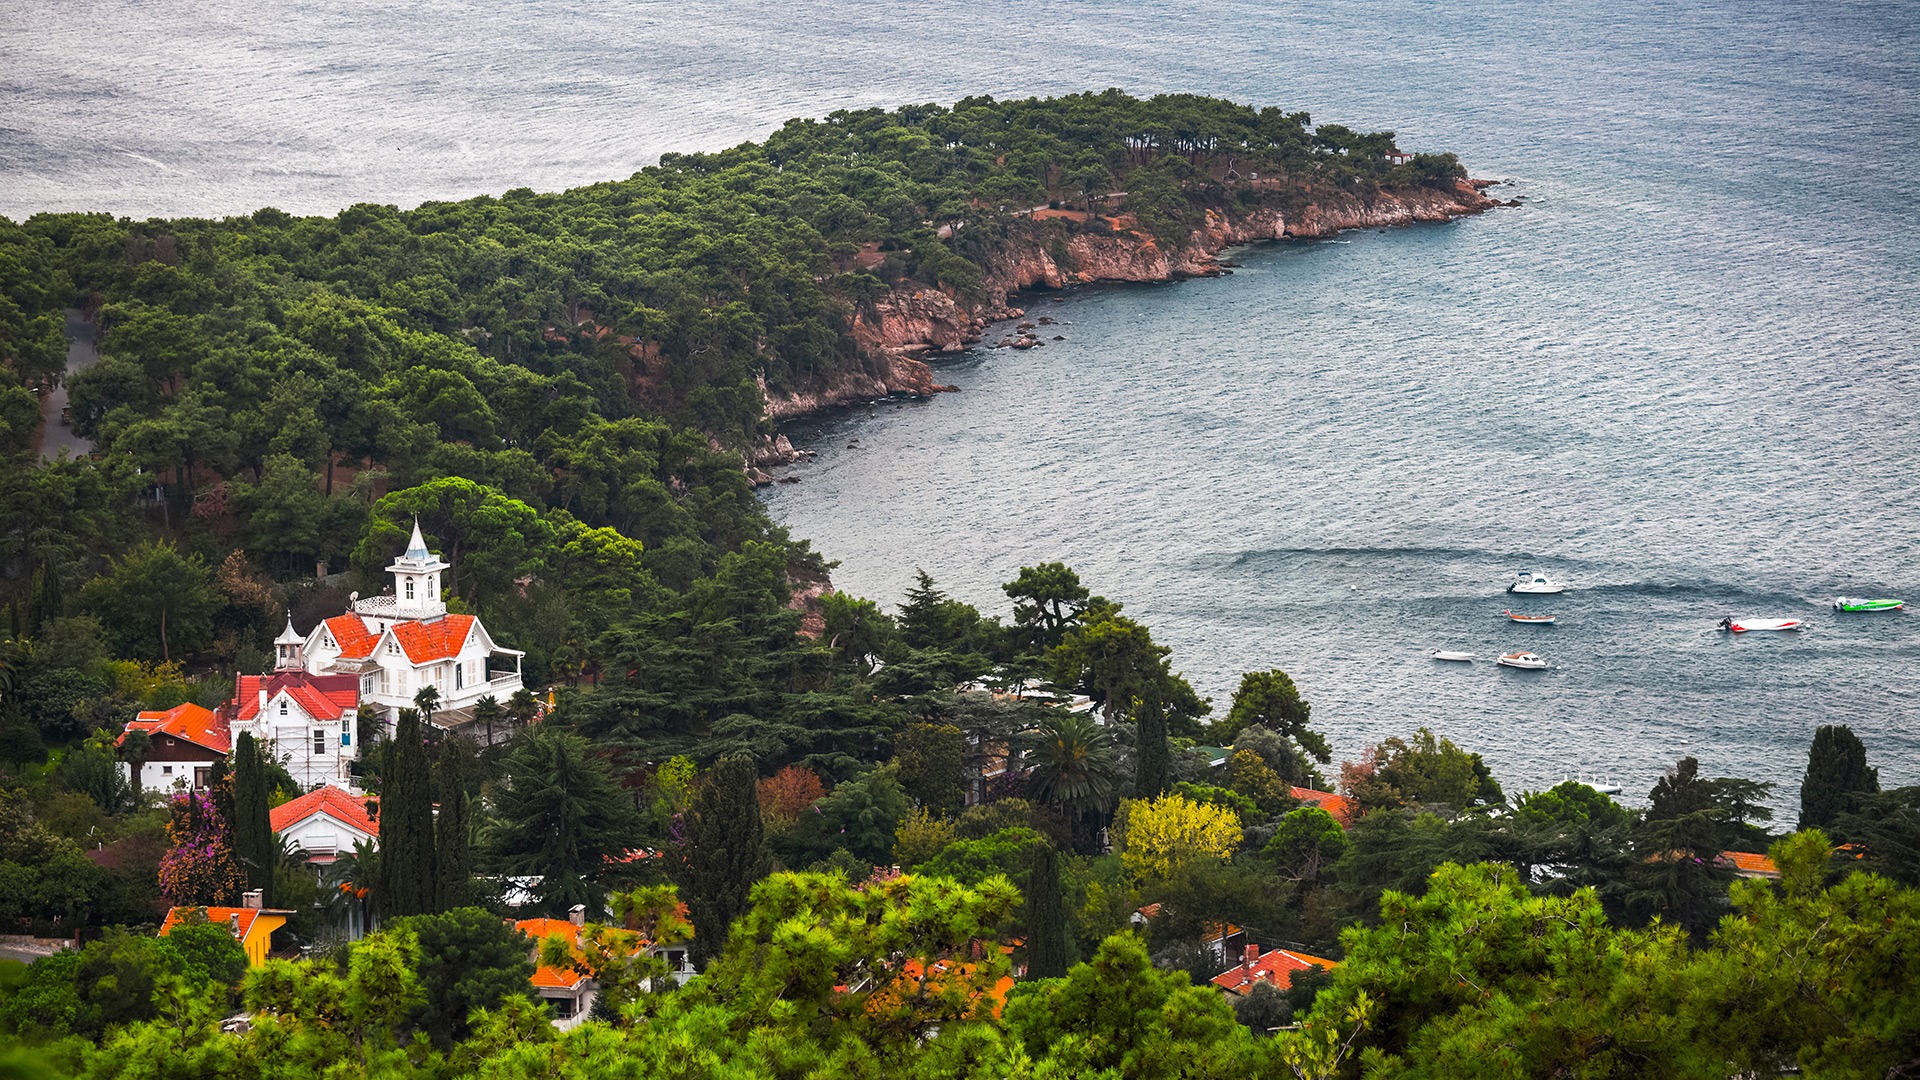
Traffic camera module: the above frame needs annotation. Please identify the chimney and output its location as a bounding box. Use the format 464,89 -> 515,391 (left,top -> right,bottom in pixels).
569,904 -> 586,928
1243,944 -> 1259,974
258,687 -> 268,713
243,889 -> 264,909
229,913 -> 240,934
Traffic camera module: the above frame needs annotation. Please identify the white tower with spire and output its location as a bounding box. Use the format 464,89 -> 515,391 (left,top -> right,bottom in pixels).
273,615 -> 306,672
387,519 -> 449,618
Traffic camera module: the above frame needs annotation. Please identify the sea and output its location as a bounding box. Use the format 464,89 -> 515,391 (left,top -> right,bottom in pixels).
4,0 -> 1916,807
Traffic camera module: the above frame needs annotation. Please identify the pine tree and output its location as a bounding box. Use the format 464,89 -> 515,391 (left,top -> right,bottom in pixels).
434,736 -> 475,911
1024,840 -> 1069,978
1799,725 -> 1878,831
231,731 -> 277,901
680,753 -> 767,966
483,725 -> 636,914
382,708 -> 437,917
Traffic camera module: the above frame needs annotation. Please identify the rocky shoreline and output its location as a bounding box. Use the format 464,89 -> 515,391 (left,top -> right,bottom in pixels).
757,178 -> 1508,437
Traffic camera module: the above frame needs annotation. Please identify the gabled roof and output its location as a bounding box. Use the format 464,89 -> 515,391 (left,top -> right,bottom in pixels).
1211,948 -> 1338,995
271,786 -> 379,839
391,614 -> 475,664
1290,786 -> 1358,826
235,672 -> 360,722
121,703 -> 228,755
320,614 -> 380,659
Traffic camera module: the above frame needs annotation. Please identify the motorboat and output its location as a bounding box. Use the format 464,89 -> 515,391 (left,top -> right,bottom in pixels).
1834,597 -> 1904,613
1718,616 -> 1804,633
1508,571 -> 1566,594
1496,651 -> 1548,669
1431,650 -> 1475,662
1504,610 -> 1557,624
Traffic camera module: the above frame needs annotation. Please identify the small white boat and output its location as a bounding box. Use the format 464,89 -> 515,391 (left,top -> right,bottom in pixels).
1431,650 -> 1475,662
1504,610 -> 1557,624
1496,651 -> 1548,669
1508,571 -> 1566,594
1718,616 -> 1804,633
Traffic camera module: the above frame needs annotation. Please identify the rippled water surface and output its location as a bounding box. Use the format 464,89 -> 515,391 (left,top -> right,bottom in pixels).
5,0 -> 1916,801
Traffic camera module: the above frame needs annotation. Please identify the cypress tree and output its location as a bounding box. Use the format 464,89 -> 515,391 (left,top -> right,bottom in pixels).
1024,840 -> 1070,978
231,731 -> 277,901
680,753 -> 766,966
1135,698 -> 1169,799
434,736 -> 476,911
383,708 -> 437,917
1799,725 -> 1879,831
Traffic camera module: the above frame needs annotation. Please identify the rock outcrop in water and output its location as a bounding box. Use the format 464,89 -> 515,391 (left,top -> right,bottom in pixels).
764,180 -> 1500,418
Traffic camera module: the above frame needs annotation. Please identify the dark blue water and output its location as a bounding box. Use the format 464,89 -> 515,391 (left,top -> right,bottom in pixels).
5,0 -> 1916,802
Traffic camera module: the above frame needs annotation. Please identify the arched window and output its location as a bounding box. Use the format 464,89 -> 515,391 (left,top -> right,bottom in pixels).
278,699 -> 287,716
405,579 -> 415,600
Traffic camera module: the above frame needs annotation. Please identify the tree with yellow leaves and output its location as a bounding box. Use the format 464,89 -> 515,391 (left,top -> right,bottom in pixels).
1118,793 -> 1242,881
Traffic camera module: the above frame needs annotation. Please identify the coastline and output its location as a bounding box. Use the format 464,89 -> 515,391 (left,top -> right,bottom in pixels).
759,178 -> 1508,429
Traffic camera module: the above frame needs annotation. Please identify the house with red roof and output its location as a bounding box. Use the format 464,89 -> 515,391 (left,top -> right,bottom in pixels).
513,906 -> 695,1028
1210,944 -> 1338,996
118,703 -> 228,793
295,522 -> 525,734
226,633 -> 362,791
271,785 -> 379,861
159,897 -> 295,967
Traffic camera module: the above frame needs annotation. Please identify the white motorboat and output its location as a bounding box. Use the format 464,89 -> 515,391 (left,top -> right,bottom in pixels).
1718,616 -> 1804,633
1508,571 -> 1566,594
1496,651 -> 1548,669
1431,650 -> 1475,662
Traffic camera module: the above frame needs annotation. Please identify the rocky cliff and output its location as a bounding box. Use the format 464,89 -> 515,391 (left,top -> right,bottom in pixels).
760,179 -> 1502,420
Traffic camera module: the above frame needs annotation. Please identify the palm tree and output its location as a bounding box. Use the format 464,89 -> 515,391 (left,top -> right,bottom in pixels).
1025,712 -> 1122,852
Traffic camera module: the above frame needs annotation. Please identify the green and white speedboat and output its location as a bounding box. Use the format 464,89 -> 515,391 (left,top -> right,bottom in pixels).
1834,597 -> 1904,613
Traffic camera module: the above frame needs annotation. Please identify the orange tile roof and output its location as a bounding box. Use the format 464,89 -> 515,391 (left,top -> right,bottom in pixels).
391,615 -> 475,664
271,786 -> 380,838
321,615 -> 380,659
1721,851 -> 1780,877
121,703 -> 229,754
1211,948 -> 1337,995
160,906 -> 260,941
236,673 -> 360,722
516,918 -> 586,990
1291,787 -> 1357,826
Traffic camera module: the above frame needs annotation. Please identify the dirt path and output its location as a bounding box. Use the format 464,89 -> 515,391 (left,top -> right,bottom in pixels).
37,308 -> 96,460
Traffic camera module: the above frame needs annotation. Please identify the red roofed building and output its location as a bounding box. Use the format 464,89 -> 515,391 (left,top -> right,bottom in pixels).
295,521 -> 525,736
227,637 -> 362,790
159,900 -> 293,967
271,785 -> 379,859
513,906 -> 694,1028
1211,944 -> 1338,996
1290,787 -> 1358,826
119,703 -> 228,793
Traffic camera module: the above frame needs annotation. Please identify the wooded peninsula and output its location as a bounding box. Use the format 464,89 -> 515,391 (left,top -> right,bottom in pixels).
0,91 -> 1913,1080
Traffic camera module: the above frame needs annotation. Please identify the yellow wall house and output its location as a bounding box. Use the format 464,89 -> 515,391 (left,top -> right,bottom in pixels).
159,898 -> 292,967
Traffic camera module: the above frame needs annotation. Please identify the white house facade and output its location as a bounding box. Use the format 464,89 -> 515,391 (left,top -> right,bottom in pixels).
226,623 -> 362,791
299,522 -> 525,726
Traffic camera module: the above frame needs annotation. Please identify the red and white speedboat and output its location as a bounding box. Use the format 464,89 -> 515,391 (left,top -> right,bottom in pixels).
1718,616 -> 1804,633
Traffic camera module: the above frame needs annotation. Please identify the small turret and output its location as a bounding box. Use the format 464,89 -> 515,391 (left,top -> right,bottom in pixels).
274,615 -> 305,672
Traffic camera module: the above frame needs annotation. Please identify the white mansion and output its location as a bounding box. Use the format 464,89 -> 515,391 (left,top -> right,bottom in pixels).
299,521 -> 527,723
